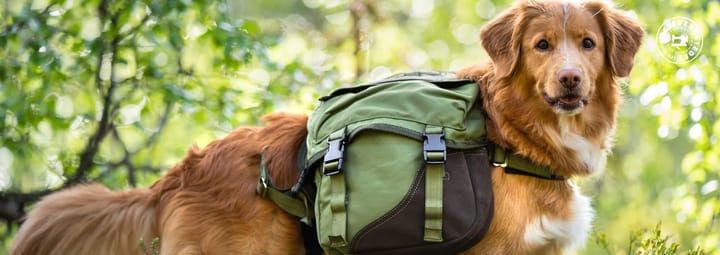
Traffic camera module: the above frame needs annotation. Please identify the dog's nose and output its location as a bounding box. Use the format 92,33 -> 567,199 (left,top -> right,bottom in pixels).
558,69 -> 582,89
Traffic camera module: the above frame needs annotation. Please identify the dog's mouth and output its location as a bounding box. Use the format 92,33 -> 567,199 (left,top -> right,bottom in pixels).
543,93 -> 589,113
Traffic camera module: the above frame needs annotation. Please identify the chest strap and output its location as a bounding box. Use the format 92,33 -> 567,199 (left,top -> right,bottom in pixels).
489,145 -> 565,181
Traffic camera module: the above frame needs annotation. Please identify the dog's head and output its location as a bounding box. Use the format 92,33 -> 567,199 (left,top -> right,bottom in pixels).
481,0 -> 643,116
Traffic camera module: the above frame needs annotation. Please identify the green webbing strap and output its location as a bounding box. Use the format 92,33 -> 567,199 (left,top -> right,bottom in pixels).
328,174 -> 347,248
424,163 -> 444,242
325,130 -> 348,248
257,152 -> 308,218
491,145 -> 565,180
423,125 -> 445,242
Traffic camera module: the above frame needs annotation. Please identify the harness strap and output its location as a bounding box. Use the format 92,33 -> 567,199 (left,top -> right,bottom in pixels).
490,145 -> 565,181
324,130 -> 349,248
423,125 -> 445,242
256,151 -> 309,218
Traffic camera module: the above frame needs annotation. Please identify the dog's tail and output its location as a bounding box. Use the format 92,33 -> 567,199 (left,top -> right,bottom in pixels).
10,184 -> 158,255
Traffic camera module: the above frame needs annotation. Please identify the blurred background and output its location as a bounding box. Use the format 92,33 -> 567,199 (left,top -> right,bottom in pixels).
0,0 -> 717,254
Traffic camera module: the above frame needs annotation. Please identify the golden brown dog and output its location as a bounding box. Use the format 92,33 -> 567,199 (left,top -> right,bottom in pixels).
457,0 -> 643,254
11,0 -> 643,254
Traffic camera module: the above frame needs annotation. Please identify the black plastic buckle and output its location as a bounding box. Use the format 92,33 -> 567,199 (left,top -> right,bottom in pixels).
423,132 -> 446,164
323,133 -> 347,176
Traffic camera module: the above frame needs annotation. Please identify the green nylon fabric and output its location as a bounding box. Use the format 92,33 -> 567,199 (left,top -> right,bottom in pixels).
315,132 -> 420,254
306,79 -> 484,161
308,75 -> 486,254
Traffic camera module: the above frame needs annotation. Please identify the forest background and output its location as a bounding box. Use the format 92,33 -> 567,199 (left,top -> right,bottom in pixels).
0,0 -> 718,254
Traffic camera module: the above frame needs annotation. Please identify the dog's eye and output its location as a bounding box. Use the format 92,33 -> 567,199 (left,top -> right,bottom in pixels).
582,38 -> 595,50
536,40 -> 550,51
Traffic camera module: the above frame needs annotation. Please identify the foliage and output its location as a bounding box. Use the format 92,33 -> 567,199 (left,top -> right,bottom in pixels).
591,0 -> 719,253
139,237 -> 160,255
0,0 -> 718,254
594,224 -> 705,255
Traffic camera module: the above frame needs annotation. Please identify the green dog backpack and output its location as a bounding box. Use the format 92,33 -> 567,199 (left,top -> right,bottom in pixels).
257,71 -> 566,254
302,71 -> 494,255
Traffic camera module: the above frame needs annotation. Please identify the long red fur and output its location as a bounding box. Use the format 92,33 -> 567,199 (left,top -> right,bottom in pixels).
11,113 -> 308,255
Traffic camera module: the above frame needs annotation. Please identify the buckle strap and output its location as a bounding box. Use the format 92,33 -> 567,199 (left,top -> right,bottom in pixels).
323,129 -> 347,176
423,126 -> 446,164
327,174 -> 348,248
257,151 -> 309,218
423,125 -> 445,242
324,128 -> 349,250
490,145 -> 565,181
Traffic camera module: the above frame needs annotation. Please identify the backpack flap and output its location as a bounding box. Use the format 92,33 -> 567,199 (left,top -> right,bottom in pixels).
307,75 -> 485,160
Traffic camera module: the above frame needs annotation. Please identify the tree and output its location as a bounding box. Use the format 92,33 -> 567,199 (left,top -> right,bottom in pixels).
0,0 -> 337,243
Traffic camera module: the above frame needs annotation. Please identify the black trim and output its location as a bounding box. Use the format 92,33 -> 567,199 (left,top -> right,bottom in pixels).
291,141 -> 310,193
302,223 -> 323,255
503,167 -> 565,181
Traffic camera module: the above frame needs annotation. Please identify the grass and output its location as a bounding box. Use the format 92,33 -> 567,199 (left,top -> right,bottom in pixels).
593,223 -> 704,255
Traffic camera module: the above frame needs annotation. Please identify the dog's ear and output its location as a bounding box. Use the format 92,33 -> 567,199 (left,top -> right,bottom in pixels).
586,2 -> 644,77
480,5 -> 522,79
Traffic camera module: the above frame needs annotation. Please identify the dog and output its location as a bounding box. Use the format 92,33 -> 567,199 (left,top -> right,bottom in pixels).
456,0 -> 643,254
11,0 -> 643,254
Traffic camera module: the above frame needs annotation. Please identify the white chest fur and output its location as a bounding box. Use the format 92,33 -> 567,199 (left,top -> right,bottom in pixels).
523,182 -> 594,253
559,117 -> 607,174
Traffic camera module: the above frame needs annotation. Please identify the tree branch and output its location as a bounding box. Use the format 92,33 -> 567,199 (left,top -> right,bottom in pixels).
118,11 -> 153,39
66,0 -> 122,187
0,0 -> 174,229
350,0 -> 368,80
0,3 -> 57,36
0,189 -> 54,226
